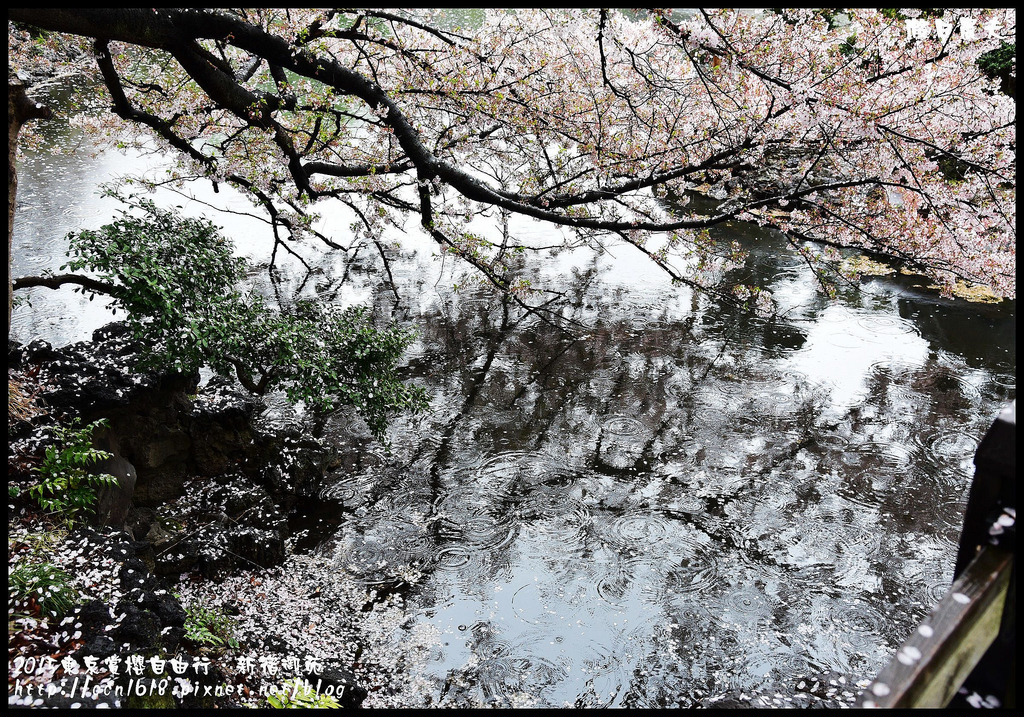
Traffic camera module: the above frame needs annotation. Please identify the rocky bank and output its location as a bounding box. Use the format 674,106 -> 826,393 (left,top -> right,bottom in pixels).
8,322 -> 368,708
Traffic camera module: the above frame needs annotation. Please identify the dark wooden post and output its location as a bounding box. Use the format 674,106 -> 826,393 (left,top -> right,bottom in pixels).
857,401 -> 1015,709
948,401 -> 1015,709
954,401 -> 1015,578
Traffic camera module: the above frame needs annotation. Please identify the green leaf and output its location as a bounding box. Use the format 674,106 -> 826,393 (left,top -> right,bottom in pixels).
65,197 -> 427,443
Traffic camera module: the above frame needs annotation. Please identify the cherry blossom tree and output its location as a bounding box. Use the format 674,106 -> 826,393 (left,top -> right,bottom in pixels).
9,8 -> 1016,323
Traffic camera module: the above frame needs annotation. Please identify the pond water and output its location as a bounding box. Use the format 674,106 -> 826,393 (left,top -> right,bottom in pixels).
12,93 -> 1015,708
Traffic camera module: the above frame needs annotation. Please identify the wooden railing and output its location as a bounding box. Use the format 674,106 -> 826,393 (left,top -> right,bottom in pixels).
857,402 -> 1015,709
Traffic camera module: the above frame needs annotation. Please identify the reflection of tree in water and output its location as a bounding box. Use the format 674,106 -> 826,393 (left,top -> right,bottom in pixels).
894,292 -> 1015,377
309,223 -> 1013,706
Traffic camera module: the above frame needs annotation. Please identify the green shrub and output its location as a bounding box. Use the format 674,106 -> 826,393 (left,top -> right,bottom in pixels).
267,678 -> 341,708
977,41 -> 1015,97
29,418 -> 118,524
181,600 -> 239,649
63,197 -> 427,444
9,561 -> 79,619
977,41 -> 1015,79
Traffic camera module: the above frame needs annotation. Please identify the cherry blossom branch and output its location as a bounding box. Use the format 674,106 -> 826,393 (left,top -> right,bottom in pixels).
10,8 -> 1014,304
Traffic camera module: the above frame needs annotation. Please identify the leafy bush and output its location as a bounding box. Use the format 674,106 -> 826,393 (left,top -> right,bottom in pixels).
29,418 -> 118,524
977,41 -> 1015,78
267,678 -> 341,709
9,561 -> 79,619
63,197 -> 427,442
977,41 -> 1015,96
181,600 -> 239,649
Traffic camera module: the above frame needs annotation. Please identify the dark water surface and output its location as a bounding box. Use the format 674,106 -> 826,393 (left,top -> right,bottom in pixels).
309,230 -> 1013,707
12,108 -> 1015,708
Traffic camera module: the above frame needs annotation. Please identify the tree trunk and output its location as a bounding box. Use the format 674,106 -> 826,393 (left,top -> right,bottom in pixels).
8,76 -> 53,337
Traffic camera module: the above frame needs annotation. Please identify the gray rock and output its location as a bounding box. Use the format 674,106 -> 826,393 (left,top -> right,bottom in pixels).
93,454 -> 137,527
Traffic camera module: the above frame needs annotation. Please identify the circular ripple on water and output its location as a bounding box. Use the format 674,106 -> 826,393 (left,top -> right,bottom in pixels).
773,509 -> 882,566
517,490 -> 592,544
686,387 -> 731,426
770,650 -> 812,680
933,496 -> 970,537
510,582 -> 561,625
432,494 -> 517,553
740,365 -> 783,388
319,477 -> 360,502
589,373 -> 620,398
924,366 -> 985,402
666,600 -> 711,641
483,652 -> 572,705
829,597 -> 889,650
357,448 -> 388,469
926,430 -> 980,462
599,417 -> 651,471
334,540 -> 400,586
815,431 -> 851,453
595,571 -> 632,608
744,649 -> 811,682
663,530 -> 722,598
989,368 -> 1015,391
595,556 -> 670,608
665,374 -> 693,400
717,369 -> 753,392
865,360 -> 927,405
474,652 -> 560,705
475,451 -> 530,492
477,451 -> 577,491
751,385 -> 803,415
662,492 -> 705,515
332,414 -> 375,440
824,329 -> 867,350
923,570 -> 955,606
868,357 -> 923,377
603,513 -> 672,550
459,513 -> 517,552
816,305 -> 857,324
435,545 -> 474,571
618,310 -> 654,332
709,585 -> 777,628
319,453 -> 387,502
790,591 -> 885,673
602,415 -> 648,437
834,473 -> 893,511
819,510 -> 883,557
911,456 -> 975,494
839,438 -> 914,473
387,518 -> 436,566
855,314 -> 920,339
